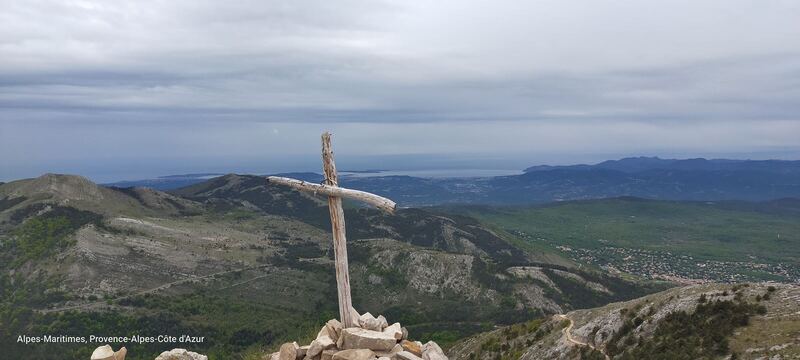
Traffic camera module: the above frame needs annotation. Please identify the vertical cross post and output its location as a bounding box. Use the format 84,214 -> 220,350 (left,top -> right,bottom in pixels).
321,132 -> 356,328
267,133 -> 396,328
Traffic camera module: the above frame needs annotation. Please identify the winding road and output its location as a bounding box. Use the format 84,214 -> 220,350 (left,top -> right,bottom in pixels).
557,314 -> 611,360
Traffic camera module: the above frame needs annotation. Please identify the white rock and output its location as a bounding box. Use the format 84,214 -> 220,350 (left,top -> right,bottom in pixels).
358,312 -> 384,331
154,348 -> 208,360
375,343 -> 404,358
270,352 -> 280,360
337,331 -> 345,350
340,327 -> 398,351
90,345 -> 113,359
317,326 -> 332,340
321,349 -> 338,360
326,319 -> 343,342
298,345 -> 310,358
331,349 -> 375,360
91,345 -> 127,360
307,335 -> 336,358
394,351 -> 423,360
421,341 -> 447,360
279,342 -> 301,360
383,323 -> 403,340
376,315 -> 389,330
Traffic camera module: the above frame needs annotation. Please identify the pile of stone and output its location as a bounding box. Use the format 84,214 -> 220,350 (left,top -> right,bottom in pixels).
153,348 -> 208,360
87,312 -> 445,360
268,312 -> 447,360
90,345 -> 207,360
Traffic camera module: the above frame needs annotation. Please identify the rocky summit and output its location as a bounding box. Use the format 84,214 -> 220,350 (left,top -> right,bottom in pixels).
267,311 -> 447,360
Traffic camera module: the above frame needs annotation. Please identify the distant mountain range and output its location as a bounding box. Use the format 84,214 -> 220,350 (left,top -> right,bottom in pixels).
101,173 -> 225,190
102,157 -> 800,205
524,156 -> 800,174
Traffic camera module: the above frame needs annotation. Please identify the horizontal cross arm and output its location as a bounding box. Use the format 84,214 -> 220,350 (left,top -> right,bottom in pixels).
266,176 -> 396,214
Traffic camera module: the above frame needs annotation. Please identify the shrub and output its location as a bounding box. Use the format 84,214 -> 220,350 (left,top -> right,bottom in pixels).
613,298 -> 765,359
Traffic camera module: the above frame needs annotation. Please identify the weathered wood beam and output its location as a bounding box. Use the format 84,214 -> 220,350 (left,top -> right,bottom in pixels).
321,132 -> 355,328
265,176 -> 397,214
266,132 -> 397,329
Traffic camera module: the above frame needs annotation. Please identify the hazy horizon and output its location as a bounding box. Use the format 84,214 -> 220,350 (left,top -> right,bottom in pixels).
4,150 -> 800,184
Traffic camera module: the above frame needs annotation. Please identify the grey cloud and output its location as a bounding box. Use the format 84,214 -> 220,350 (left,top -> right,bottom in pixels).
4,55 -> 799,123
1,0 -> 800,181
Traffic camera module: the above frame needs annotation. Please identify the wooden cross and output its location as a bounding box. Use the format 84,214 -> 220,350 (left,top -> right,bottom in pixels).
267,132 -> 397,328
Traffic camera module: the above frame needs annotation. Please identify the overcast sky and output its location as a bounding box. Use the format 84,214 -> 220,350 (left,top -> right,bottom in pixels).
2,0 -> 800,182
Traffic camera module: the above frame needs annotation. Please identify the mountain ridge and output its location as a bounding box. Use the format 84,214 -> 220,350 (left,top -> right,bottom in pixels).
0,173 -> 665,359
98,157 -> 800,206
524,157 -> 800,173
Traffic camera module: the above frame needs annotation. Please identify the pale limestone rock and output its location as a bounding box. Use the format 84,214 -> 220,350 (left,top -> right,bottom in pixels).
376,315 -> 389,330
269,352 -> 280,360
383,323 -> 403,340
340,328 -> 398,351
298,345 -> 310,358
400,340 -> 421,357
401,327 -> 408,340
378,357 -> 391,360
350,307 -> 360,323
393,351 -> 423,360
421,341 -> 447,360
326,319 -> 343,342
317,326 -> 332,340
154,348 -> 208,360
375,344 -> 403,358
279,342 -> 300,360
321,349 -> 338,360
91,345 -> 127,360
331,349 -> 375,360
358,312 -> 383,331
336,330 -> 346,350
307,335 -> 336,358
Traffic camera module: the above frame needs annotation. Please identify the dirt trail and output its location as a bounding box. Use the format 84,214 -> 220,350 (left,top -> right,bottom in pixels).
38,264 -> 273,313
557,314 -> 611,360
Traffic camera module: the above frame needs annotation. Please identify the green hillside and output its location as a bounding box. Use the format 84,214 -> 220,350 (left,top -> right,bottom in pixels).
449,283 -> 800,360
0,174 -> 666,359
444,198 -> 800,283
